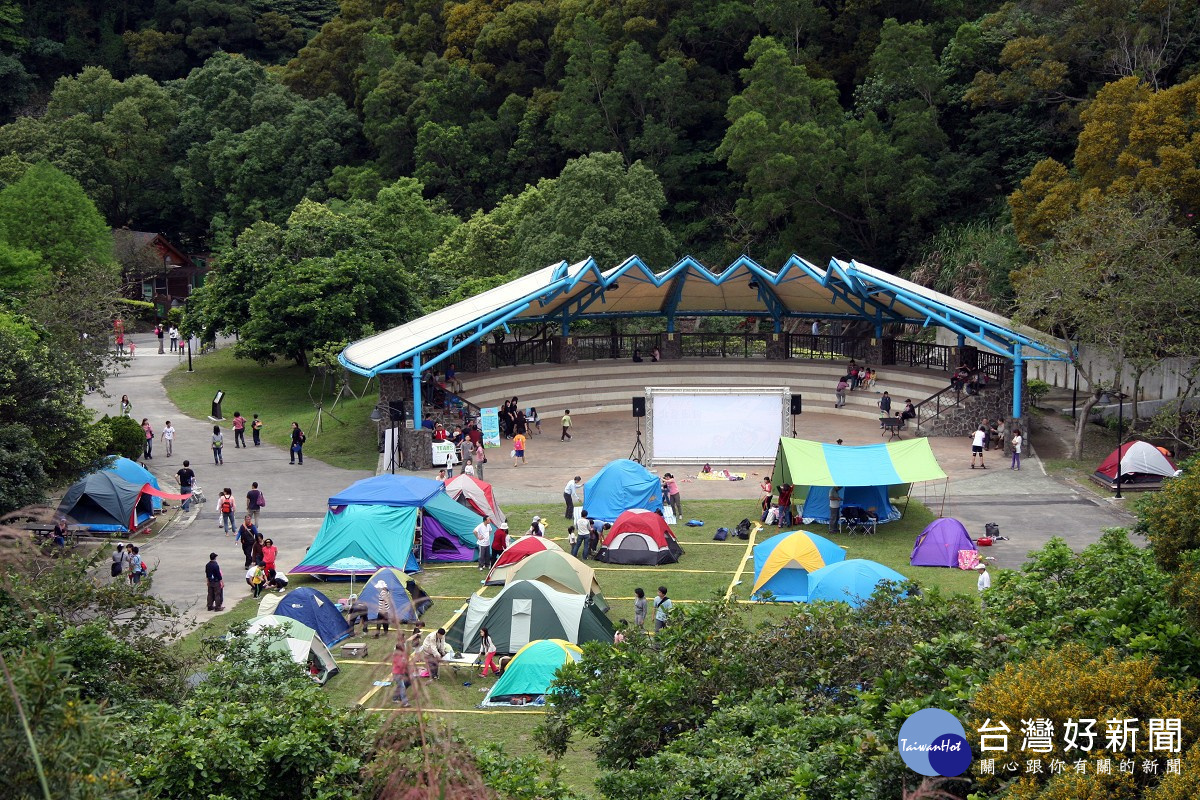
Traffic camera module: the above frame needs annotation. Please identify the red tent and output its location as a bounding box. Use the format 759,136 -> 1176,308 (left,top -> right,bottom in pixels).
485,536 -> 562,585
1093,441 -> 1177,489
598,509 -> 685,565
443,474 -> 507,526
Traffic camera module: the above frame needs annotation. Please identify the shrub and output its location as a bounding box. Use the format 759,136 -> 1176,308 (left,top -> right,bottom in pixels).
99,415 -> 144,460
1136,458 -> 1200,571
1026,378 -> 1051,406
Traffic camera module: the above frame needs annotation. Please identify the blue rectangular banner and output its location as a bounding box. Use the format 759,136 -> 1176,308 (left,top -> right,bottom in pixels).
481,407 -> 501,447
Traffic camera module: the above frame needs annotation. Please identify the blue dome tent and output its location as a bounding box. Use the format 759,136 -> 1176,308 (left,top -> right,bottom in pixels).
273,586 -> 352,646
583,459 -> 663,522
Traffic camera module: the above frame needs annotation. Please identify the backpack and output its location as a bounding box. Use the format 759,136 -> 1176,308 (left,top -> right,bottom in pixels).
220,497 -> 233,513
985,522 -> 1000,538
735,518 -> 753,539
713,527 -> 729,541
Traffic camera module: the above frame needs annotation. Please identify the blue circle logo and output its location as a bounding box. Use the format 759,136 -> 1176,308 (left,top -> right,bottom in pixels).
897,709 -> 973,776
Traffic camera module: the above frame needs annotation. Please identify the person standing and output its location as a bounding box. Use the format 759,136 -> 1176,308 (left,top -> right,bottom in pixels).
156,324 -> 165,354
251,413 -> 263,446
491,522 -> 508,565
759,476 -> 772,514
563,476 -> 582,519
111,543 -> 128,582
663,473 -> 681,518
212,425 -> 224,465
218,489 -> 236,535
390,643 -> 412,706
561,409 -> 572,441
261,538 -> 278,582
634,587 -> 648,628
251,532 -> 264,569
653,586 -> 673,632
975,563 -> 991,608
835,377 -> 848,408
128,546 -> 145,585
290,422 -> 305,465
828,486 -> 842,536
474,516 -> 493,571
878,391 -> 892,417
176,460 -> 195,511
579,512 -> 594,560
1011,428 -> 1023,471
473,441 -> 486,479
141,418 -> 154,459
246,481 -> 265,526
161,420 -> 175,457
120,394 -> 132,417
567,525 -> 580,558
205,552 -> 224,611
232,412 -> 247,448
479,627 -> 500,677
168,325 -> 179,352
459,436 -> 473,476
971,426 -> 988,469
512,431 -> 526,465
237,515 -> 258,568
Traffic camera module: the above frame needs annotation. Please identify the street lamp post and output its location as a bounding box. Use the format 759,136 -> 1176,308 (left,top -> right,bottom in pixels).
1115,388 -> 1126,499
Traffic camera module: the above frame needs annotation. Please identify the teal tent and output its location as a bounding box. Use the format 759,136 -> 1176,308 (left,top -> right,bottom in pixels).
481,639 -> 583,707
289,504 -> 419,576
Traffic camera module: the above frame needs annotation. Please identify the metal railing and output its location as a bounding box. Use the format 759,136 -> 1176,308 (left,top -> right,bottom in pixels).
785,333 -> 867,361
889,340 -> 955,372
489,338 -> 552,368
914,384 -> 966,431
680,333 -> 769,358
575,333 -> 660,361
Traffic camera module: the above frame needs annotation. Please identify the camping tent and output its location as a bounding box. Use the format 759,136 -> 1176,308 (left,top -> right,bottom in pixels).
486,537 -> 563,585
328,474 -> 443,506
58,472 -> 155,532
273,586 -> 352,646
443,474 -> 507,526
583,459 -> 663,521
751,530 -> 846,601
481,639 -> 583,707
420,491 -> 483,562
105,457 -> 163,512
1093,441 -> 1178,489
910,518 -> 976,568
244,615 -> 339,684
446,579 -> 614,655
508,550 -> 609,612
290,504 -> 420,575
772,439 -> 944,524
597,509 -> 683,565
805,559 -> 908,607
357,567 -> 430,623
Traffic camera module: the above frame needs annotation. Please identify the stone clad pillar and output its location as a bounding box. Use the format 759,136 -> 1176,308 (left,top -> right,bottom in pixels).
550,335 -> 578,364
458,343 -> 490,374
658,332 -> 682,359
766,332 -> 788,360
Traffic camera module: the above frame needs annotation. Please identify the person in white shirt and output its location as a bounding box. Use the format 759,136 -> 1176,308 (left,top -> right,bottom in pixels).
161,420 -> 176,457
563,475 -> 582,519
976,563 -> 991,609
971,426 -> 988,469
473,516 -> 493,571
1010,429 -> 1023,470
168,326 -> 179,352
420,628 -> 449,679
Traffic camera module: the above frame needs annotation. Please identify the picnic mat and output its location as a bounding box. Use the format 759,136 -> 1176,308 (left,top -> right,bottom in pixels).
697,470 -> 748,481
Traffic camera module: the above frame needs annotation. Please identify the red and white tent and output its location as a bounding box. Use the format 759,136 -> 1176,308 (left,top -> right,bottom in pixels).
597,509 -> 685,565
443,474 -> 506,526
1093,441 -> 1178,489
485,536 -> 562,585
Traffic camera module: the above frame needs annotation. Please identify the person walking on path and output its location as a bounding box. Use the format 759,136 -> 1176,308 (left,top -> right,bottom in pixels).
828,486 -> 842,536
161,420 -> 175,457
212,425 -> 224,465
141,418 -> 154,459
236,515 -> 258,568
232,412 -> 247,448
1010,429 -> 1023,471
218,488 -> 236,535
120,395 -> 132,417
970,426 -> 988,469
176,460 -> 195,511
128,546 -> 145,584
474,516 -> 493,571
205,553 -> 224,611
245,481 -> 265,526
290,422 -> 305,464
512,432 -> 526,465
251,413 -> 263,446
390,643 -> 412,706
561,409 -> 572,441
563,475 -> 582,519
654,586 -> 673,632
634,587 -> 648,628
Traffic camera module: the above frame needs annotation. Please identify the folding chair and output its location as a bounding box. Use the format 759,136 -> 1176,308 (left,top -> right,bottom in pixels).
843,506 -> 878,536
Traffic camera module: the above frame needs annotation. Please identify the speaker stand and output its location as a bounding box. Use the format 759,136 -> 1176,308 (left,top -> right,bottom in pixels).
629,418 -> 647,463
792,413 -> 798,438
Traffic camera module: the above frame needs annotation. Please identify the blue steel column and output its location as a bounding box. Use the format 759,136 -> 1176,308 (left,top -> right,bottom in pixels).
411,354 -> 423,428
1012,344 -> 1023,420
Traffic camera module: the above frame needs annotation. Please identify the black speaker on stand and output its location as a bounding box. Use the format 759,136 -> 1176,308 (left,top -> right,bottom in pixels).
630,397 -> 647,463
790,393 -> 802,437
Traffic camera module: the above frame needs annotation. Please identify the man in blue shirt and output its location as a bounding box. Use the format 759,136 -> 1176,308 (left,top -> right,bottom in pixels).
205,553 -> 224,612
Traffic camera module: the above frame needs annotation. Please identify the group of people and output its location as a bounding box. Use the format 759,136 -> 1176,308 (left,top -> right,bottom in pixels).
950,363 -> 989,395
110,543 -> 147,585
631,347 -> 661,362
567,512 -> 612,561
877,392 -> 917,425
834,360 -> 877,408
389,626 -> 454,705
434,419 -> 487,478
970,418 -> 1023,470
151,324 -> 182,354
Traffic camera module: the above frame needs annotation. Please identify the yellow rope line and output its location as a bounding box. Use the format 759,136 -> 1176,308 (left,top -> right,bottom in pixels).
724,522 -> 760,600
364,706 -> 546,715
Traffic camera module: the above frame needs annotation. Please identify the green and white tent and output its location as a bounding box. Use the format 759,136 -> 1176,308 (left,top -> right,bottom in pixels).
243,614 -> 339,685
507,549 -> 609,613
446,580 -> 614,655
481,639 -> 583,707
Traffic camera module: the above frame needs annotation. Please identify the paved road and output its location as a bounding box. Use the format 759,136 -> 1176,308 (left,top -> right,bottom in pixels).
87,339 -> 1133,624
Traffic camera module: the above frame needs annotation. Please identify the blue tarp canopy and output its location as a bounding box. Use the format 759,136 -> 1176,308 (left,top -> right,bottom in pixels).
583,459 -> 663,522
327,475 -> 442,507
799,485 -> 900,525
290,504 -> 420,575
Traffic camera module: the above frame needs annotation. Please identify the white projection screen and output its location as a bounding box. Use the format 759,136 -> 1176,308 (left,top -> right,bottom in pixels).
646,387 -> 789,464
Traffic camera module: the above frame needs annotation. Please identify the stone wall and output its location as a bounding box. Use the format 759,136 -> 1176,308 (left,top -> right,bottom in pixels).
458,343 -> 490,374
551,335 -> 578,364
765,332 -> 788,360
658,332 -> 682,359
401,427 -> 433,471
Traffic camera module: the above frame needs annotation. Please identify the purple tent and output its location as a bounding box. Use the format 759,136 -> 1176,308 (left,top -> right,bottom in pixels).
421,513 -> 476,561
910,518 -> 976,568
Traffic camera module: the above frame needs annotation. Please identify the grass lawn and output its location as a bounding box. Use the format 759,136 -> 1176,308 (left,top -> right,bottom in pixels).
171,497 -> 978,797
161,348 -> 380,471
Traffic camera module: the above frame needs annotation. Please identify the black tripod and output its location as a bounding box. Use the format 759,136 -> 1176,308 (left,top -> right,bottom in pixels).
629,417 -> 647,463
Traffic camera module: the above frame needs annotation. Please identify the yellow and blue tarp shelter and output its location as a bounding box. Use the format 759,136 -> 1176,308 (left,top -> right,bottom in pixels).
752,530 -> 846,601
